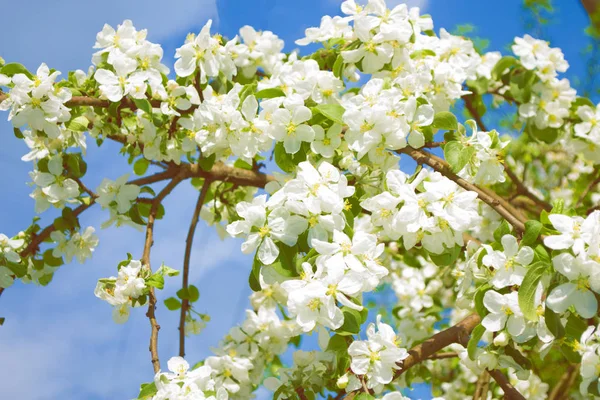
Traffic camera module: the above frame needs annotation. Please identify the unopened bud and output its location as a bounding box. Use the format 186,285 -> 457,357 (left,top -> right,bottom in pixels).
336,373 -> 349,389
493,331 -> 509,347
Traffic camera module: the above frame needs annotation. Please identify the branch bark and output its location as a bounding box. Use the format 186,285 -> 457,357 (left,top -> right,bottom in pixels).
141,175 -> 185,373
548,364 -> 579,400
487,369 -> 525,400
179,179 -> 211,357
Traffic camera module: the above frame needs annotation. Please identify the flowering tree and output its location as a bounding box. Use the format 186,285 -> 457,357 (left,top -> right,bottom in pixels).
1,1 -> 600,399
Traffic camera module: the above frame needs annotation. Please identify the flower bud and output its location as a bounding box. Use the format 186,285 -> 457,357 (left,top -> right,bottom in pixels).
493,331 -> 509,347
336,373 -> 349,389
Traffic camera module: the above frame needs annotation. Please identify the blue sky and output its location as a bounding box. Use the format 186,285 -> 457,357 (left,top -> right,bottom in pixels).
0,1 -> 592,399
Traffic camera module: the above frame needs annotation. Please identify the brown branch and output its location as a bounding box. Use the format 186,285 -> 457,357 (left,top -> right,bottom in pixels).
505,165 -> 552,212
576,168 -> 600,207
397,147 -> 527,233
548,364 -> 579,400
487,369 -> 525,400
344,314 -> 481,400
463,94 -> 488,132
72,176 -> 97,199
427,351 -> 459,360
141,174 -> 185,374
473,371 -> 490,400
179,179 -> 211,357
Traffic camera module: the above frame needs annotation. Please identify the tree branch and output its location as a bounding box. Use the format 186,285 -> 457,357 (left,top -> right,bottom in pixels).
487,369 -> 525,400
343,314 -> 481,400
397,147 -> 527,233
576,168 -> 600,207
179,179 -> 211,357
548,364 -> 579,400
141,174 -> 185,373
504,165 -> 552,212
473,370 -> 490,400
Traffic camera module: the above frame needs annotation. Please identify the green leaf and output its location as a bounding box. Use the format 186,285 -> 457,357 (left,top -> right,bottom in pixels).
504,345 -> 532,370
493,220 -> 511,243
518,261 -> 549,321
134,158 -> 150,176
544,307 -> 565,339
138,382 -> 157,399
491,56 -> 517,80
273,142 -> 306,173
198,154 -> 216,171
474,284 -> 491,317
0,317 -> 5,326
164,297 -> 181,310
66,116 -> 89,132
146,273 -> 165,290
433,111 -> 458,130
6,261 -> 27,278
467,324 -> 486,360
355,394 -> 375,400
333,54 -> 344,78
248,257 -> 262,292
187,285 -> 200,302
255,88 -> 285,99
521,220 -> 543,246
410,49 -> 436,59
156,264 -> 179,277
565,314 -> 588,339
233,159 -> 253,170
313,104 -> 345,124
133,98 -> 153,115
65,153 -> 87,179
1,62 -> 33,78
43,249 -> 63,267
429,245 -> 461,267
443,141 -> 474,173
13,127 -> 24,139
335,307 -> 362,335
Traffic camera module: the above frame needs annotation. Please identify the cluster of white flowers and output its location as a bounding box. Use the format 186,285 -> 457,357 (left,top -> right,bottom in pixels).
347,316 -> 408,392
50,226 -> 98,264
94,259 -> 147,323
512,35 -> 575,131
2,0 -> 600,397
361,168 -> 480,254
457,124 -> 508,185
93,19 -> 170,102
544,211 -> 600,318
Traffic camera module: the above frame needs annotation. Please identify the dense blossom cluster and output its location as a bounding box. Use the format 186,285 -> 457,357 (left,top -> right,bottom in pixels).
1,0 -> 600,398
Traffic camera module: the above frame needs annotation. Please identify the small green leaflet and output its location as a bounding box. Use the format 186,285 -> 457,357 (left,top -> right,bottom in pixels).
467,324 -> 486,360
255,87 -> 285,99
518,261 -> 549,321
432,111 -> 458,130
313,103 -> 345,124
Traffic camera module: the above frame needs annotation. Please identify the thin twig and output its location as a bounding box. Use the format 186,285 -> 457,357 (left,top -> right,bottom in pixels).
505,165 -> 552,212
548,364 -> 579,400
179,179 -> 211,357
141,175 -> 185,373
577,169 -> 600,207
473,371 -> 490,400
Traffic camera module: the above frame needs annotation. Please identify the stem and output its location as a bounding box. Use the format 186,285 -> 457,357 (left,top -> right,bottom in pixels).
505,164 -> 552,212
548,364 -> 579,400
141,175 -> 185,373
179,179 -> 211,357
577,169 -> 600,207
473,371 -> 490,400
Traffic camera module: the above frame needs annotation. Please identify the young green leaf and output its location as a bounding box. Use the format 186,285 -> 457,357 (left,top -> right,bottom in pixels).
518,261 -> 549,321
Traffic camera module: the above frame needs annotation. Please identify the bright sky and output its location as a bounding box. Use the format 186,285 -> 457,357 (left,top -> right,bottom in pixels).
0,1 -> 592,399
